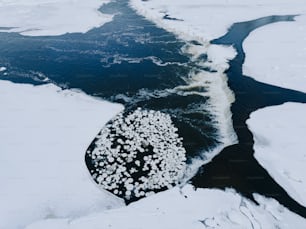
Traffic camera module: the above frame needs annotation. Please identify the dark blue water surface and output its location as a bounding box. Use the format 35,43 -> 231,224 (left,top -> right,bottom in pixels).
1,0 -> 306,217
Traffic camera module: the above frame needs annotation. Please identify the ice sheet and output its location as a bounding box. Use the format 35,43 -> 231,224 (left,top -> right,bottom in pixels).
243,15 -> 306,93
130,0 -> 306,42
247,103 -> 306,207
25,185 -> 306,229
0,0 -> 113,36
0,80 -> 124,229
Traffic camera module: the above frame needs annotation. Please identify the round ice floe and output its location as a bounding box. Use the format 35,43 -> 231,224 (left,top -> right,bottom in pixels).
87,108 -> 186,201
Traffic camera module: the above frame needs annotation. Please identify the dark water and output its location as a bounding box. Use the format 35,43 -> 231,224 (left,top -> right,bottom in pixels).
192,15 -> 306,218
1,0 -> 306,217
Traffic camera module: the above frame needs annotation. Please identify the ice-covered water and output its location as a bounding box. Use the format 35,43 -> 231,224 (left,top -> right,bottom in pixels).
192,15 -> 306,218
2,0 -> 306,219
0,0 -> 235,200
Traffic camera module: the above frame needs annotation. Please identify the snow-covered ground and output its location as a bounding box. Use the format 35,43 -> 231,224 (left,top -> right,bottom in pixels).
129,0 -> 306,42
247,103 -> 306,208
25,185 -> 306,229
0,80 -> 124,229
0,0 -> 113,36
243,15 -> 306,93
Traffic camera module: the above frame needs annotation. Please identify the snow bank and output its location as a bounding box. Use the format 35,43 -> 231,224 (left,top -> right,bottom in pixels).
247,103 -> 306,207
0,0 -> 113,36
25,185 -> 306,229
243,15 -> 306,93
0,80 -> 124,229
130,0 -> 306,42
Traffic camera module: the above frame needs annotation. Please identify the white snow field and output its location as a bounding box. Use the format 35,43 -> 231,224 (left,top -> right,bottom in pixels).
243,15 -> 306,93
130,0 -> 306,42
25,185 -> 306,229
0,0 -> 113,36
247,103 -> 306,207
0,80 -> 124,229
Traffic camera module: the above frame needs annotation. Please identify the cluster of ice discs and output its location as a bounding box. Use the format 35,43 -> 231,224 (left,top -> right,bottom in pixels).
87,108 -> 186,200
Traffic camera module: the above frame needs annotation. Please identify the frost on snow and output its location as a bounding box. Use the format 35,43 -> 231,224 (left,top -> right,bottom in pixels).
86,108 -> 186,201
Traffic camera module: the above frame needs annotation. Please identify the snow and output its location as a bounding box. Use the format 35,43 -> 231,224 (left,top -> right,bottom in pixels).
0,0 -> 113,36
5,81 -> 303,229
0,66 -> 7,72
243,15 -> 306,93
0,80 -> 124,229
247,103 -> 306,208
130,0 -> 306,42
129,0 -> 243,74
25,185 -> 306,229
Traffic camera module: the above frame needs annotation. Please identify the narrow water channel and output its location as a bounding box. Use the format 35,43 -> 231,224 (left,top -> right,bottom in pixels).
192,15 -> 306,218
